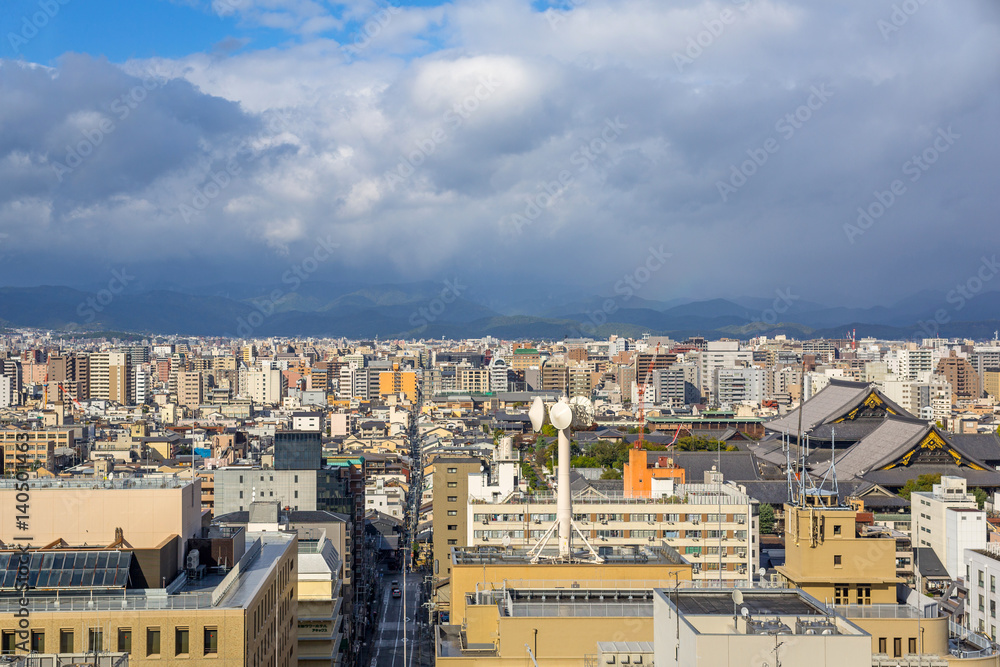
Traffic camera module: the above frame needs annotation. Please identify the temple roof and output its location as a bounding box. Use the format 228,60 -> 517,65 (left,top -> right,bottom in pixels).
765,379 -> 912,437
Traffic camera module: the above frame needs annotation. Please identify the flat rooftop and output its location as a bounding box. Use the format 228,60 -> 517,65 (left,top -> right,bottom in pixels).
670,590 -> 827,617
452,544 -> 686,566
0,476 -> 195,491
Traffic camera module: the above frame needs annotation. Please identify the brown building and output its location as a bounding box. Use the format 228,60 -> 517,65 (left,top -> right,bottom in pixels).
47,352 -> 90,401
429,456 -> 482,581
936,351 -> 982,402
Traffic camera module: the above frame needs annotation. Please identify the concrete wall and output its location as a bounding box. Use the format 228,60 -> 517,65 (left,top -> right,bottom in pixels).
0,481 -> 201,566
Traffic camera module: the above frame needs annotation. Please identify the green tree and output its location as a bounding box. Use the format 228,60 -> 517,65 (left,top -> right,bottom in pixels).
898,473 -> 943,500
541,424 -> 558,438
973,487 -> 989,509
600,468 -> 623,480
571,455 -> 601,468
759,503 -> 775,534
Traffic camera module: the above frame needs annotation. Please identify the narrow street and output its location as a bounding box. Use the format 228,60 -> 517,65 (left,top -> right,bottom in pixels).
369,567 -> 421,667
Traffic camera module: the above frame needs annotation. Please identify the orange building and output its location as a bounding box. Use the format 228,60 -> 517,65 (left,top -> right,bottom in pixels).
622,446 -> 685,497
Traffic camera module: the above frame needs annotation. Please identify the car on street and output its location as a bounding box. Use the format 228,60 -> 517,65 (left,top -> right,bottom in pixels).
391,587 -> 401,598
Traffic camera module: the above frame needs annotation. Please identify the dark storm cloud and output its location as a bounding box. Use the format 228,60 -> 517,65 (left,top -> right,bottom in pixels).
0,0 -> 997,306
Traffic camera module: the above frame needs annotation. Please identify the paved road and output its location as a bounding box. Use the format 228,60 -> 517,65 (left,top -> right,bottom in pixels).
370,570 -> 420,667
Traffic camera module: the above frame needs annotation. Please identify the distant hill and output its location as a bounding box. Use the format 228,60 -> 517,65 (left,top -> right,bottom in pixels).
1,284 -> 999,340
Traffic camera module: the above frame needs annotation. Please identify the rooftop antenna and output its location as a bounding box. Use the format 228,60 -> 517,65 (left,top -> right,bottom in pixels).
525,396 -> 602,563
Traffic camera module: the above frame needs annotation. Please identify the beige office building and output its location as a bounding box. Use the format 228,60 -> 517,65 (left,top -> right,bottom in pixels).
0,476 -> 203,567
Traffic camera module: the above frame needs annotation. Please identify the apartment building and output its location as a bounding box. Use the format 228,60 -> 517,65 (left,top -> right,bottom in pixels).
936,351 -> 982,401
468,483 -> 758,582
177,370 -> 204,408
429,456 -> 482,580
912,476 -> 987,579
1,425 -> 80,475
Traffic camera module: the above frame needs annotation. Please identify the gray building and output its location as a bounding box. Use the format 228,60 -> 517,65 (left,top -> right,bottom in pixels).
274,429 -> 321,470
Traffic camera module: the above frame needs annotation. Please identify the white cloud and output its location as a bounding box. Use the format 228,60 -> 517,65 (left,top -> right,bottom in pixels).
0,0 -> 999,302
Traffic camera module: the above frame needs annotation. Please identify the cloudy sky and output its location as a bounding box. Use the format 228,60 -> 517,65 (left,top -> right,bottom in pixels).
1,0 -> 998,307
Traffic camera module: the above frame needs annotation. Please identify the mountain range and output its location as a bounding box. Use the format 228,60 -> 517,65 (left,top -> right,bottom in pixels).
1,283 -> 999,341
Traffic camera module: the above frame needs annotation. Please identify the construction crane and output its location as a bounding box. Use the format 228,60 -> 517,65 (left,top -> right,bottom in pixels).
58,383 -> 83,410
634,342 -> 660,450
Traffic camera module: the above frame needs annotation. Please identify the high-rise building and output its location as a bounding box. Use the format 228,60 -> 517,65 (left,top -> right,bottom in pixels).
89,351 -> 132,404
244,368 -> 284,405
176,370 -> 204,408
378,362 -> 418,401
936,351 -> 982,401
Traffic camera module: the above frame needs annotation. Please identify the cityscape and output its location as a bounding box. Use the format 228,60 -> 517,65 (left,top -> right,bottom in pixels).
2,1 -> 1000,667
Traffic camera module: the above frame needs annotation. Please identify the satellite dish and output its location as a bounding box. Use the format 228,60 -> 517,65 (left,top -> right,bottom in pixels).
528,397 -> 546,433
741,607 -> 749,618
758,567 -> 767,577
732,589 -> 744,605
549,402 -> 572,431
568,396 -> 595,430
502,534 -> 511,548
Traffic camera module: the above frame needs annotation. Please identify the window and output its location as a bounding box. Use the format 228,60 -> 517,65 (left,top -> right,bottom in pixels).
447,482 -> 458,488
448,525 -> 457,530
239,490 -> 243,499
447,539 -> 457,545
31,631 -> 45,653
909,638 -> 917,654
834,554 -> 842,566
993,575 -> 996,593
893,637 -> 901,658
1,632 -> 15,656
992,600 -> 996,619
857,584 -> 871,605
294,475 -> 298,483
204,627 -> 218,655
60,630 -> 74,654
175,628 -> 190,656
294,490 -> 298,498
146,628 -> 161,656
447,510 -> 458,516
833,524 -> 842,535
878,638 -> 887,654
448,496 -> 457,502
88,629 -> 104,652
834,585 -> 849,604
118,629 -> 132,653
447,467 -> 458,473
239,475 -> 243,483
981,571 -> 986,588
